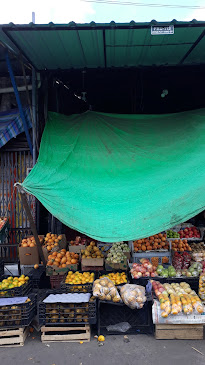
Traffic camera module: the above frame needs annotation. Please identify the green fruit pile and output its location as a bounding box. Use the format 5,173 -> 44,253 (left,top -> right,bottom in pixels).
156,265 -> 176,278
167,230 -> 180,238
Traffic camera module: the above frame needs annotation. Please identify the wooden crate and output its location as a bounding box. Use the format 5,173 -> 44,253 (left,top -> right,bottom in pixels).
155,324 -> 204,340
41,325 -> 90,343
0,327 -> 29,347
81,258 -> 104,267
81,265 -> 104,272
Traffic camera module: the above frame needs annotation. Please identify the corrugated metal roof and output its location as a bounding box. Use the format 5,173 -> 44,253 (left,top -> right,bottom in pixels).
1,20 -> 205,71
0,26 -> 31,75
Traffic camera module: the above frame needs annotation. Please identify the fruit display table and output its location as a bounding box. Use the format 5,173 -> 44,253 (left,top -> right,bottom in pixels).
0,226 -> 203,346
155,324 -> 204,340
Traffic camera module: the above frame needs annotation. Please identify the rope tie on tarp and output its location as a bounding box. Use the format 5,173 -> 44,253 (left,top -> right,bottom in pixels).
14,182 -> 26,194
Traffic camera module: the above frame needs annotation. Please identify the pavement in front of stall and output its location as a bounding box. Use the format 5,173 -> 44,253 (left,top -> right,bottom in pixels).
0,330 -> 204,365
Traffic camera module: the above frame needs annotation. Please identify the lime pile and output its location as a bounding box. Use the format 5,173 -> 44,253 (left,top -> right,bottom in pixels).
0,275 -> 29,290
167,230 -> 180,238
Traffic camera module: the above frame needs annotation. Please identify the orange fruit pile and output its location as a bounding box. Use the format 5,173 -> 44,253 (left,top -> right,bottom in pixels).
65,271 -> 94,285
44,233 -> 63,252
162,256 -> 169,264
47,249 -> 79,268
151,257 -> 159,266
133,233 -> 169,252
21,236 -> 43,247
171,239 -> 192,252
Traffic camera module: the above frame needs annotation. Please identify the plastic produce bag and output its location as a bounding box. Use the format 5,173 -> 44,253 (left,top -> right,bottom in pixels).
182,252 -> 191,269
190,294 -> 204,313
106,322 -> 131,333
199,272 -> 205,300
120,284 -> 146,309
172,252 -> 183,270
172,252 -> 191,270
192,252 -> 204,262
180,294 -> 193,314
192,301 -> 204,313
92,277 -> 121,302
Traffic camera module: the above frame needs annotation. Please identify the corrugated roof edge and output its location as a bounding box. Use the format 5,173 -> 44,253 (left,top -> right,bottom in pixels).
0,25 -> 17,52
1,20 -> 205,72
2,19 -> 205,31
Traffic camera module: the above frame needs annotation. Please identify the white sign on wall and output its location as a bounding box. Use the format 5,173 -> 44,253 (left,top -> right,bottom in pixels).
151,25 -> 174,35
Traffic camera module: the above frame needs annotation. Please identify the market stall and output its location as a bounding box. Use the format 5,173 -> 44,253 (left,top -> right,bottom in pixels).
1,20 -> 205,346
2,106 -> 205,344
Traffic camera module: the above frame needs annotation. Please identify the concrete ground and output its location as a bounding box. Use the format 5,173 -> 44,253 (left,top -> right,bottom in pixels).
0,330 -> 205,365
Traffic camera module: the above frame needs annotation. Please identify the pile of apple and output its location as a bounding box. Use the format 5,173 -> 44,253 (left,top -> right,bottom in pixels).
151,280 -> 167,297
70,236 -> 87,246
130,259 -> 158,279
178,226 -> 201,239
0,217 -> 7,231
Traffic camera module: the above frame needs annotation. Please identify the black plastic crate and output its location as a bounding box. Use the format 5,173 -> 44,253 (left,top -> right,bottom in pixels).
0,219 -> 9,245
38,293 -> 97,326
0,293 -> 36,328
98,298 -> 153,336
0,269 -> 4,280
0,259 -> 4,279
0,277 -> 32,297
28,267 -> 50,289
97,270 -> 128,286
61,271 -> 95,293
50,274 -> 66,290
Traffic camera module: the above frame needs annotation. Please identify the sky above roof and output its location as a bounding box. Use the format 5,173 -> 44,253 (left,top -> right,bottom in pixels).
0,0 -> 205,24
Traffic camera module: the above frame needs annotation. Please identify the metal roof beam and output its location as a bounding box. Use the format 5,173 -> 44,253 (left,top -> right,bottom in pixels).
179,29 -> 205,65
3,28 -> 37,70
103,29 -> 107,68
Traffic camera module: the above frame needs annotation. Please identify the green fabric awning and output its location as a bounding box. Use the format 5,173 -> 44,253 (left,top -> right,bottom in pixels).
21,109 -> 205,242
1,21 -> 205,70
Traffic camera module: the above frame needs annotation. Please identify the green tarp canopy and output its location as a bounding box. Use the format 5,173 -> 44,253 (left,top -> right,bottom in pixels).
22,109 -> 205,242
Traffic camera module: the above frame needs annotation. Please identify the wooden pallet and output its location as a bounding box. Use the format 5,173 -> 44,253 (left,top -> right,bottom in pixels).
155,324 -> 204,340
0,327 -> 29,347
41,325 -> 91,343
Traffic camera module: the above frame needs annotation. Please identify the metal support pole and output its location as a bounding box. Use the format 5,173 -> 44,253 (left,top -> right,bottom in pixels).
32,10 -> 36,165
32,12 -> 35,23
5,50 -> 33,156
32,67 -> 36,165
18,189 -> 46,266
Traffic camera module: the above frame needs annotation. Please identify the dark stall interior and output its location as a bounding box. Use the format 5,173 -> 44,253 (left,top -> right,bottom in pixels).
46,65 -> 205,116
